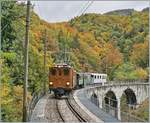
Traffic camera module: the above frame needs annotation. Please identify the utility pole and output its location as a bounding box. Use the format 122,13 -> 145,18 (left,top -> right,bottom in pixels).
0,1 -> 1,122
23,0 -> 31,122
43,29 -> 47,95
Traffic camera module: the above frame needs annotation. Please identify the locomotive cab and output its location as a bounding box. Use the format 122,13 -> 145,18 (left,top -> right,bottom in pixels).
49,64 -> 76,97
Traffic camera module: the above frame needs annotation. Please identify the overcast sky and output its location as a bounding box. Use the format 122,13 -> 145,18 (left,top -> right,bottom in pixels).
31,1 -> 149,23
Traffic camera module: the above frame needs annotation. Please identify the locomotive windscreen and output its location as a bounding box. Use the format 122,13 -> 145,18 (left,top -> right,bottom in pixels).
50,68 -> 56,76
63,67 -> 70,75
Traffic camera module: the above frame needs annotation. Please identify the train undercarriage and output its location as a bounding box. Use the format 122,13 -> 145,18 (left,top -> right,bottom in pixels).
50,87 -> 72,98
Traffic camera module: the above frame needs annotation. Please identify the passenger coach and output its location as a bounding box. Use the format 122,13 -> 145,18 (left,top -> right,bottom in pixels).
77,72 -> 107,86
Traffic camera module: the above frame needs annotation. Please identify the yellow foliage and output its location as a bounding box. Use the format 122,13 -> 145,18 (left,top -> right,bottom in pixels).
1,83 -> 13,105
135,68 -> 148,80
13,85 -> 23,98
127,25 -> 133,32
93,45 -> 100,52
101,32 -> 110,41
0,58 -> 3,65
47,58 -> 53,67
2,83 -> 11,98
130,40 -> 148,67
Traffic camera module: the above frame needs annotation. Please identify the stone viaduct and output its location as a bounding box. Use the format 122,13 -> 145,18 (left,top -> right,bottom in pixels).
85,82 -> 149,121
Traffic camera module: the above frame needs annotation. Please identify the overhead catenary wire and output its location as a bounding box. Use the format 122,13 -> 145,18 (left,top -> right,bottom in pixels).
33,1 -> 94,22
75,1 -> 90,17
67,1 -> 94,21
30,1 -> 94,64
55,1 -> 94,63
77,1 -> 94,16
36,1 -> 44,20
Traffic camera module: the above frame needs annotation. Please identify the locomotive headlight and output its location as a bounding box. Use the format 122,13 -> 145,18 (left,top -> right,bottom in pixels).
66,82 -> 70,86
49,82 -> 53,85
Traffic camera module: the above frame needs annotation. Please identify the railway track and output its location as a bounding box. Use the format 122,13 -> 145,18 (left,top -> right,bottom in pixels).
55,99 -> 65,122
66,97 -> 87,122
45,94 -> 87,122
44,95 -> 65,122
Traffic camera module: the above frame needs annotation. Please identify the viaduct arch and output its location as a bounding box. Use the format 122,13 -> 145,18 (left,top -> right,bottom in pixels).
86,83 -> 149,120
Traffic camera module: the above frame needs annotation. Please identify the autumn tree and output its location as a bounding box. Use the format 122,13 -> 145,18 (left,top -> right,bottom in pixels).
100,43 -> 123,80
130,39 -> 148,68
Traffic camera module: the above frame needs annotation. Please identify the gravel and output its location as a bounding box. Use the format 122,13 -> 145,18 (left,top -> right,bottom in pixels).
57,98 -> 79,122
45,95 -> 63,122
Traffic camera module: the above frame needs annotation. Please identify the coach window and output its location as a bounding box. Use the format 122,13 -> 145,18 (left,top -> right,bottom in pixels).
95,75 -> 96,79
51,68 -> 56,76
64,68 -> 70,75
100,76 -> 101,79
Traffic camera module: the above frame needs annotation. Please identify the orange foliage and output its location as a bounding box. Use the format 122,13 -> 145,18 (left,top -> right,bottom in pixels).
130,40 -> 148,67
102,43 -> 123,67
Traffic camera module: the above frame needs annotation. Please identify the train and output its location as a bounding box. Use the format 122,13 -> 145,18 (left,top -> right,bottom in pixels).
77,72 -> 107,87
49,64 -> 107,97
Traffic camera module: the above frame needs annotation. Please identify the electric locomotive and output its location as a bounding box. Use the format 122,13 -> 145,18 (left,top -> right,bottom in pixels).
49,64 -> 77,97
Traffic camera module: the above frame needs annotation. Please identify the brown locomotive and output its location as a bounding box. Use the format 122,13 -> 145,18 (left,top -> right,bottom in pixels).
49,64 -> 77,97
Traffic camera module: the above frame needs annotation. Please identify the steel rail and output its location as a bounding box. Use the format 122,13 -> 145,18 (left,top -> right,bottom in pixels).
55,99 -> 65,122
66,98 -> 87,122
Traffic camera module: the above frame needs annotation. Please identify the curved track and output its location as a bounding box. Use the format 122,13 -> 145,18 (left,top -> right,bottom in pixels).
55,99 -> 65,122
42,94 -> 88,122
66,97 -> 87,122
44,95 -> 65,122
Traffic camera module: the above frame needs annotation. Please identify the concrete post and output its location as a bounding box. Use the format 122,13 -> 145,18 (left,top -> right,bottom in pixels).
108,97 -> 110,113
117,98 -> 121,120
98,95 -> 103,108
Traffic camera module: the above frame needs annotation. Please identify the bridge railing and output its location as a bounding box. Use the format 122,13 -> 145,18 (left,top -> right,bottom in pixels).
85,82 -> 149,89
102,102 -> 146,122
107,80 -> 148,85
85,80 -> 149,88
27,91 -> 45,121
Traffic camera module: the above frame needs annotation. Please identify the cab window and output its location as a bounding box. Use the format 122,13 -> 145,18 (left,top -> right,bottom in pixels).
50,68 -> 56,76
58,69 -> 62,76
64,67 -> 70,75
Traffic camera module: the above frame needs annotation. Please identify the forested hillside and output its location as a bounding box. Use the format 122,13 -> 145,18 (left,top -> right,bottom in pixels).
1,1 -> 149,121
